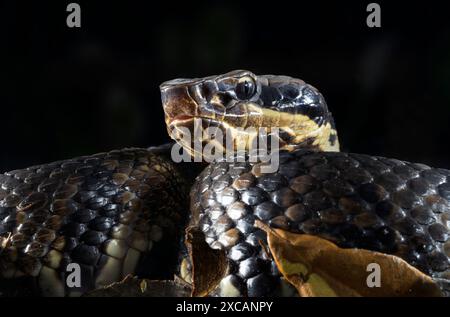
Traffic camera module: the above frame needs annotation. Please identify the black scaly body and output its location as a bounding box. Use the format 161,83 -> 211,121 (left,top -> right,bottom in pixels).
0,147 -> 191,296
1,70 -> 450,297
190,151 -> 450,296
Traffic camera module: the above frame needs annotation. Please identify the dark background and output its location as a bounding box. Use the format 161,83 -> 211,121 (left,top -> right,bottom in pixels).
1,1 -> 450,172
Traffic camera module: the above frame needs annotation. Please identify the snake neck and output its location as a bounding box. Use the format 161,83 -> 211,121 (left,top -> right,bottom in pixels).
148,142 -> 207,184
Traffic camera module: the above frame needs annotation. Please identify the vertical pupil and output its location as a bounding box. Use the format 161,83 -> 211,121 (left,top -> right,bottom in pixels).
236,80 -> 254,100
244,82 -> 251,95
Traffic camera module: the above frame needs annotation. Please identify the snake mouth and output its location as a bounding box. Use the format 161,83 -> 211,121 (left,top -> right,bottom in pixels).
168,114 -> 195,128
168,116 -> 233,159
168,116 -> 224,143
173,114 -> 193,121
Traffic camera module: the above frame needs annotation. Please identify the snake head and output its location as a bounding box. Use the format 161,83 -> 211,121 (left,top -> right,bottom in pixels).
160,70 -> 339,159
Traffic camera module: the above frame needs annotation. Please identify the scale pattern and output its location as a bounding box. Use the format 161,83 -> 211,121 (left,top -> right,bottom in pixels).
190,150 -> 450,296
0,148 -> 189,296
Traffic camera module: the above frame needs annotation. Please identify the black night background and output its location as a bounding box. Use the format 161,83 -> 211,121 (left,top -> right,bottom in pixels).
1,0 -> 450,172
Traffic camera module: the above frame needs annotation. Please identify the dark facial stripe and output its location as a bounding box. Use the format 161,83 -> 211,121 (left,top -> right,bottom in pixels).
257,82 -> 329,126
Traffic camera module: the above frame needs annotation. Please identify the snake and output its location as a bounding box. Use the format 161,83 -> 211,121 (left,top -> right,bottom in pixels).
0,70 -> 449,297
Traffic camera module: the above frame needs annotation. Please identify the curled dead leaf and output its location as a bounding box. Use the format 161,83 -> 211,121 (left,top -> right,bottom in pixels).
185,226 -> 228,297
256,220 -> 443,297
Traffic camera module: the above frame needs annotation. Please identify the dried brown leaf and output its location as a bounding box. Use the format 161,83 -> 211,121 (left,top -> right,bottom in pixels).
185,226 -> 228,297
256,220 -> 443,297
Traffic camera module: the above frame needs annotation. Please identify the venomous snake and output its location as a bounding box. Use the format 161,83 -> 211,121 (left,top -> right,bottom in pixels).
0,70 -> 449,296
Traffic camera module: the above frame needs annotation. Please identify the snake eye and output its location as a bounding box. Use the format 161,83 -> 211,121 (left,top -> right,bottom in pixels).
235,77 -> 256,100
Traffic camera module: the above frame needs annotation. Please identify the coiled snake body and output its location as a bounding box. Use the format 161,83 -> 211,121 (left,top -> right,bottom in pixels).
1,70 -> 449,296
